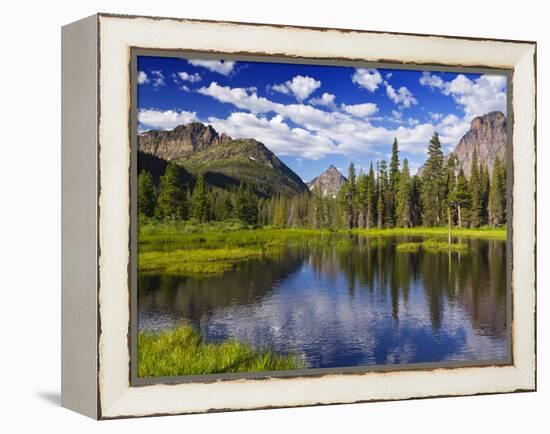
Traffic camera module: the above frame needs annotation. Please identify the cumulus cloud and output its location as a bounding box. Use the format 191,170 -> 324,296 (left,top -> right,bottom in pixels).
177,71 -> 202,83
149,70 -> 165,88
207,112 -> 336,159
138,109 -> 197,130
197,82 -> 438,159
352,68 -> 383,92
188,59 -> 236,76
419,71 -> 444,89
419,72 -> 506,119
386,84 -> 418,108
341,102 -> 379,118
309,92 -> 336,109
198,82 -> 275,113
271,75 -> 321,101
138,71 -> 149,85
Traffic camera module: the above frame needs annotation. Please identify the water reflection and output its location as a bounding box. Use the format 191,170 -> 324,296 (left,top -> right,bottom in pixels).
138,236 -> 508,368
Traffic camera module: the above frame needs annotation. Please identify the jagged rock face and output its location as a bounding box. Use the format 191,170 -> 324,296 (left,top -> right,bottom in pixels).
307,165 -> 347,198
138,122 -> 231,160
138,122 -> 308,197
452,111 -> 507,176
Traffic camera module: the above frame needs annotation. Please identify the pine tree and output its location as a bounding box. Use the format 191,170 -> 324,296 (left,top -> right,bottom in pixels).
454,168 -> 470,228
243,183 -> 258,225
156,162 -> 187,220
480,163 -> 490,225
469,151 -> 482,227
410,175 -> 423,226
342,162 -> 357,228
365,163 -> 376,228
488,157 -> 505,227
444,154 -> 458,225
421,133 -> 445,226
137,170 -> 156,217
396,159 -> 412,227
190,173 -> 210,222
357,172 -> 368,228
235,183 -> 258,226
376,161 -> 387,228
389,138 -> 400,226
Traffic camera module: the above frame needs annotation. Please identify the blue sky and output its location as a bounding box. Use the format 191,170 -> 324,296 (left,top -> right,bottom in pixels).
137,55 -> 506,182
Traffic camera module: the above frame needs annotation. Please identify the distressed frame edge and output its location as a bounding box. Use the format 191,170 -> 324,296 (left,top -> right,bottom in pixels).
94,14 -> 537,419
61,13 -> 100,420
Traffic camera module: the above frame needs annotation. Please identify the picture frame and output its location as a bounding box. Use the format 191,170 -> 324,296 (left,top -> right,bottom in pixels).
61,13 -> 536,419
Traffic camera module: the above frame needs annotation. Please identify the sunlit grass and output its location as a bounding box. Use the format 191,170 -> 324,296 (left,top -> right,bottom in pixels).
354,226 -> 506,240
137,326 -> 304,377
396,242 -> 421,253
137,221 -> 502,277
421,239 -> 469,253
395,239 -> 469,254
138,247 -> 268,276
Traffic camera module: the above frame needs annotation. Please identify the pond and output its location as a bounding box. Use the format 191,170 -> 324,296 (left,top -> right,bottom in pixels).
138,235 -> 509,369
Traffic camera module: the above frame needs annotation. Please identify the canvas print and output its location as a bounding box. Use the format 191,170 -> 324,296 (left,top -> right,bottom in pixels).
135,55 -> 509,379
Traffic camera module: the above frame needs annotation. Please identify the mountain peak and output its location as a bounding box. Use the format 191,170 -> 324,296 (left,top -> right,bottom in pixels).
308,165 -> 347,198
454,111 -> 507,176
139,122 -> 232,161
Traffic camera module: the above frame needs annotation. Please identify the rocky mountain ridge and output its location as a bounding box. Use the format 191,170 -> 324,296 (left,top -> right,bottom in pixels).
307,165 -> 347,198
451,111 -> 507,176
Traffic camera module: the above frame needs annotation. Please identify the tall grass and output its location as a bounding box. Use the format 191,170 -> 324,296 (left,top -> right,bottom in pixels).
353,226 -> 506,240
137,326 -> 304,377
137,221 -> 504,277
395,239 -> 468,254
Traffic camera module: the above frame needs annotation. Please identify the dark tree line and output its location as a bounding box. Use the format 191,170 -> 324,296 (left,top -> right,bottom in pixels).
138,133 -> 507,229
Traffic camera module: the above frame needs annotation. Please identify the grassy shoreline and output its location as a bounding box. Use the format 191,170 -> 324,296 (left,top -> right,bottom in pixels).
138,221 -> 506,277
138,326 -> 304,377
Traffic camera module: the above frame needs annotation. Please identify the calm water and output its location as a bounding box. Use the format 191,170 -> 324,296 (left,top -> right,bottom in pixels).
138,236 -> 509,369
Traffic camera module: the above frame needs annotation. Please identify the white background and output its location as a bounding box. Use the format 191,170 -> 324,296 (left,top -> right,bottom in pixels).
0,0 -> 546,432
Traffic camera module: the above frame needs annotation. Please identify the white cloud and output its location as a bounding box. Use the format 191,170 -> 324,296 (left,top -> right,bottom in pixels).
196,82 -> 463,160
138,71 -> 149,85
149,70 -> 165,88
419,72 -> 507,119
207,112 -> 335,159
386,84 -> 418,108
177,71 -> 202,83
419,71 -> 444,89
309,92 -> 336,109
391,110 -> 402,121
188,59 -> 236,76
341,102 -> 379,118
138,109 -> 197,130
180,85 -> 190,92
430,112 -> 444,121
198,82 -> 275,113
352,68 -> 383,92
271,75 -> 321,101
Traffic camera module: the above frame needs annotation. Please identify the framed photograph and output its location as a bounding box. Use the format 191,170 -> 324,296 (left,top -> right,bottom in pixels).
62,13 -> 536,419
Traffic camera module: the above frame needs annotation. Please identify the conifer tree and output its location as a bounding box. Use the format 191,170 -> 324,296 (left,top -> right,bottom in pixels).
156,162 -> 187,220
396,159 -> 412,227
365,163 -> 376,229
356,172 -> 368,228
421,133 -> 445,226
454,168 -> 470,228
389,138 -> 400,226
480,163 -> 490,225
190,173 -> 210,222
469,151 -> 482,227
137,170 -> 156,217
488,157 -> 505,227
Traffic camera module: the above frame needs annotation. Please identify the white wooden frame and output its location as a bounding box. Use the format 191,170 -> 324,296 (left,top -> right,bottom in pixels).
61,13 -> 536,419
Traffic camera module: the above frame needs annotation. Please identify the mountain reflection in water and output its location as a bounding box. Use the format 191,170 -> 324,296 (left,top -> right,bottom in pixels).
138,236 -> 508,368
